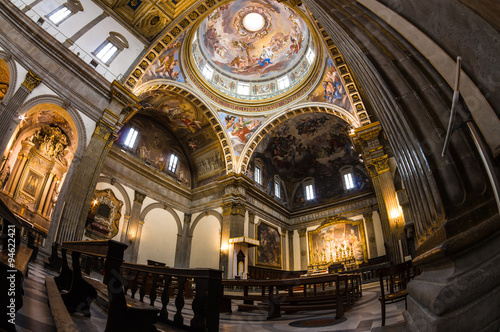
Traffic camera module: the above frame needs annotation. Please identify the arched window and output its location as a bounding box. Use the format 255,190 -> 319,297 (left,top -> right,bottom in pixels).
46,0 -> 83,25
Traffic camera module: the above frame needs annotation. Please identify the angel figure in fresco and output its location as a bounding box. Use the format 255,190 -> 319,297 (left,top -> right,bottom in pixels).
231,117 -> 260,143
179,117 -> 202,133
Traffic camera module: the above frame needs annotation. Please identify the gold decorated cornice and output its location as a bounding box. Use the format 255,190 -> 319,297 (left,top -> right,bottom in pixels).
22,70 -> 42,91
369,154 -> 390,174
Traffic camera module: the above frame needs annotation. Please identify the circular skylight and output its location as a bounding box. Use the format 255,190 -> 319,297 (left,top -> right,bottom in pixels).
242,13 -> 265,32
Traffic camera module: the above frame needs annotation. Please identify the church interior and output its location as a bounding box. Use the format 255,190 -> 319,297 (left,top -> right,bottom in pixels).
0,0 -> 499,331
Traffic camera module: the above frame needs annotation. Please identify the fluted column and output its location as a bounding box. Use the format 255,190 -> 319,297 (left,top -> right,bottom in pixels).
288,230 -> 294,270
363,212 -> 378,258
0,70 -> 42,155
57,112 -> 121,242
247,210 -> 256,266
281,232 -> 287,270
36,172 -> 55,214
123,191 -> 146,263
298,228 -> 308,270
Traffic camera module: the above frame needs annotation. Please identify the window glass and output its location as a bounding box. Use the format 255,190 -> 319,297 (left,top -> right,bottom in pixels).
124,128 -> 138,148
48,6 -> 71,24
255,166 -> 261,184
168,154 -> 179,173
96,42 -> 118,63
305,184 -> 315,200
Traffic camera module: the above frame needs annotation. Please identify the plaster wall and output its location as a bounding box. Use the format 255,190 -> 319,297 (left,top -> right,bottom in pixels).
137,207 -> 179,266
189,215 -> 220,269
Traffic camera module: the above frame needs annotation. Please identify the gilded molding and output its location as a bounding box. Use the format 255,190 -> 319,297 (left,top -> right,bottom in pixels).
22,70 -> 42,91
222,201 -> 246,216
297,228 -> 307,237
369,154 -> 390,174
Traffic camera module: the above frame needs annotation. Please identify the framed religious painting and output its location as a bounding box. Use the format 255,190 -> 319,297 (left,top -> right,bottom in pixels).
21,169 -> 43,200
256,221 -> 282,268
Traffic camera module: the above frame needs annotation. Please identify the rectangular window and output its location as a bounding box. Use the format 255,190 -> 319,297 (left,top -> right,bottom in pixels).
305,184 -> 315,200
344,173 -> 355,190
202,64 -> 214,80
124,128 -> 138,148
274,181 -> 280,198
237,83 -> 250,95
255,166 -> 261,184
48,6 -> 71,24
277,76 -> 290,90
168,154 -> 179,173
95,42 -> 118,63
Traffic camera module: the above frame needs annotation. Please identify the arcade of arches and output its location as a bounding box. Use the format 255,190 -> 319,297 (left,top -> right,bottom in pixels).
0,0 -> 499,331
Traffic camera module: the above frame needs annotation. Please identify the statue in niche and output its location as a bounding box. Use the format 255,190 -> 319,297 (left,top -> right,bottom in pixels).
0,165 -> 10,189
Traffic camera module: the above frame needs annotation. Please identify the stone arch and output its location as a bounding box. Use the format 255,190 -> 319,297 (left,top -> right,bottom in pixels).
97,176 -> 132,217
0,51 -> 18,103
133,80 -> 234,174
188,209 -> 223,238
140,202 -> 182,235
18,95 -> 88,158
237,103 -> 361,173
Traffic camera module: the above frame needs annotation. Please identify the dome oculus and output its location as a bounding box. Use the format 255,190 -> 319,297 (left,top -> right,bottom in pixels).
242,13 -> 266,32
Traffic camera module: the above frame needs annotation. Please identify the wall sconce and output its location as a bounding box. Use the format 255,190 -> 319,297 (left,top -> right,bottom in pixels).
220,242 -> 229,252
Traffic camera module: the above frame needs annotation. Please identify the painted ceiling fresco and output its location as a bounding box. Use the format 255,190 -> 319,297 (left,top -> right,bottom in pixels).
249,113 -> 371,209
219,112 -> 265,155
116,116 -> 192,188
139,33 -> 185,85
308,59 -> 354,114
126,89 -> 225,186
198,0 -> 309,80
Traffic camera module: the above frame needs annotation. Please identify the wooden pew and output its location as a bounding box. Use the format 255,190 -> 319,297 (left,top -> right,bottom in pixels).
55,239 -> 159,332
221,273 -> 362,320
120,263 -> 222,332
0,245 -> 33,332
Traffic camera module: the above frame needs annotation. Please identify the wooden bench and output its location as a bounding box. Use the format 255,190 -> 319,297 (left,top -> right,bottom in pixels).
221,273 -> 362,320
54,240 -> 159,332
0,245 -> 33,332
45,276 -> 78,332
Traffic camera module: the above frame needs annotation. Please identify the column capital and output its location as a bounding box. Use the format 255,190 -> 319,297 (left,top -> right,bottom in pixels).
184,213 -> 192,223
369,154 -> 390,174
297,228 -> 307,238
288,230 -> 294,237
222,201 -> 246,216
248,210 -> 256,224
22,70 -> 43,91
133,191 -> 146,204
363,212 -> 374,223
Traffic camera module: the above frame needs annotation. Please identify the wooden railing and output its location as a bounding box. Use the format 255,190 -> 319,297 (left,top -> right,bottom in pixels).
248,265 -> 306,280
120,263 -> 222,332
221,273 -> 362,320
50,240 -> 222,332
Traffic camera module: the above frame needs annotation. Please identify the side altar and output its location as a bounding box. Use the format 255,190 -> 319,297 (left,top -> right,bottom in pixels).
307,216 -> 368,273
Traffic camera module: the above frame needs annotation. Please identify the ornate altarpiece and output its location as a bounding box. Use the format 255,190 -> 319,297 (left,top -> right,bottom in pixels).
85,188 -> 123,239
308,216 -> 368,271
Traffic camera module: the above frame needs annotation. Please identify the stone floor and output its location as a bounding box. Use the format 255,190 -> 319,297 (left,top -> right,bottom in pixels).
13,260 -> 406,331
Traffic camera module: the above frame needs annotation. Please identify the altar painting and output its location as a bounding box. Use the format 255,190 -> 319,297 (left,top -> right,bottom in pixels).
22,170 -> 43,199
308,218 -> 367,265
256,221 -> 281,268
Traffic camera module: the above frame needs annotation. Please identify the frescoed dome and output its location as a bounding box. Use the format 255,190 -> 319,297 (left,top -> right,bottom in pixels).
186,0 -> 320,105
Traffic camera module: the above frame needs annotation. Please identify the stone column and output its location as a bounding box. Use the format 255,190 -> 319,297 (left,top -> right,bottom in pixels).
36,172 -> 55,214
281,232 -> 286,270
363,212 -> 378,258
57,115 -> 120,242
247,210 -> 256,266
288,230 -> 294,270
4,143 -> 30,196
351,123 -> 402,264
123,191 -> 146,263
221,201 -> 246,279
298,228 -> 308,271
175,213 -> 191,268
0,70 -> 42,155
